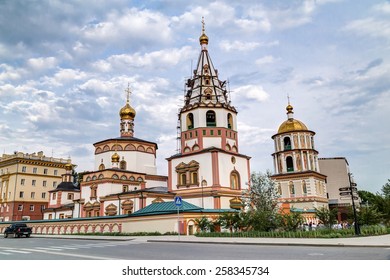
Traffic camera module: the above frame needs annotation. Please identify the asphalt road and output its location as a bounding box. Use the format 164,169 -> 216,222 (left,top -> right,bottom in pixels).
0,236 -> 389,260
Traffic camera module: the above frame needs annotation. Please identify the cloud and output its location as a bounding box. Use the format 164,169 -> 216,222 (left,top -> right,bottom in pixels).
256,55 -> 278,65
219,41 -> 261,52
233,85 -> 269,103
343,17 -> 390,39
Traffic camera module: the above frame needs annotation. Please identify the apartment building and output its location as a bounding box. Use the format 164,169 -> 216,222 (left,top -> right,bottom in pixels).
0,151 -> 72,221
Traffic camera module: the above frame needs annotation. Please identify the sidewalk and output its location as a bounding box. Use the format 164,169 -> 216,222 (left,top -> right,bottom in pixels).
33,234 -> 390,248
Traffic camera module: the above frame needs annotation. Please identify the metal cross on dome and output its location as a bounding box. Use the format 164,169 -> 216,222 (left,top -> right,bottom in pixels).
125,83 -> 132,103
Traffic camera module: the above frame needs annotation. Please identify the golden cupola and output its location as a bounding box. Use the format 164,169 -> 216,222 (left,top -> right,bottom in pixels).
119,101 -> 136,120
199,17 -> 209,45
111,152 -> 120,163
277,104 -> 308,134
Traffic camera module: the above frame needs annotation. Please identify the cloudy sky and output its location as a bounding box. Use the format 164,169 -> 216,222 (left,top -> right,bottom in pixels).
0,0 -> 389,193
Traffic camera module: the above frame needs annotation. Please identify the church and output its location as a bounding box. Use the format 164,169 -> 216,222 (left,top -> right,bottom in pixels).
43,21 -> 250,221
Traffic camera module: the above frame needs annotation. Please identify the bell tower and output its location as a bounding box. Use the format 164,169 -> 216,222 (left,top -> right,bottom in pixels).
271,102 -> 329,222
167,19 -> 251,210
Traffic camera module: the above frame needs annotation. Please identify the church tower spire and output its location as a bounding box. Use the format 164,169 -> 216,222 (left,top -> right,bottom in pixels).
119,84 -> 136,137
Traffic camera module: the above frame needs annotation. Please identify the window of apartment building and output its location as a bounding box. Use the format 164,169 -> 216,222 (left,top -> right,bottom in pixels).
54,170 -> 58,176
42,192 -> 46,199
43,168 -> 48,175
21,178 -> 25,185
29,205 -> 34,211
31,192 -> 35,199
22,166 -> 26,172
19,191 -> 24,198
43,181 -> 47,187
33,167 -> 37,174
32,180 -> 36,186
41,205 -> 45,212
53,181 -> 57,188
18,205 -> 23,211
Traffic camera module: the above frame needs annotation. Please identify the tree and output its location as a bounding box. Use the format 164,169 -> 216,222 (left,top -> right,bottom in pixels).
278,212 -> 304,232
194,216 -> 213,232
217,212 -> 241,233
381,179 -> 390,199
357,205 -> 382,226
315,207 -> 337,228
243,171 -> 280,212
241,171 -> 281,232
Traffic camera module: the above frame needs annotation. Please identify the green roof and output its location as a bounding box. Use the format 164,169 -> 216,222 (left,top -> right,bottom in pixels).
131,200 -> 201,216
131,200 -> 238,217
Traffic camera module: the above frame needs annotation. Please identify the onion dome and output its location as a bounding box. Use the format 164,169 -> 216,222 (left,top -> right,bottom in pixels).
111,152 -> 120,163
199,17 -> 209,45
64,163 -> 73,171
119,102 -> 136,119
277,104 -> 308,134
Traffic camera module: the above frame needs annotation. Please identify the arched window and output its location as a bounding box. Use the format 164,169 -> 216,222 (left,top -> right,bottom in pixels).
227,113 -> 233,129
99,163 -> 105,170
206,110 -> 216,127
286,156 -> 294,172
191,172 -> 198,185
180,173 -> 187,185
201,179 -> 207,187
283,137 -> 291,150
120,160 -> 127,170
289,181 -> 295,196
278,183 -> 282,195
230,171 -> 240,190
186,113 -> 194,129
302,180 -> 307,195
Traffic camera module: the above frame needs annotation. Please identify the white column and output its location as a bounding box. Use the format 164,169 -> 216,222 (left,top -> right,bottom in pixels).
281,154 -> 286,173
301,150 -> 305,171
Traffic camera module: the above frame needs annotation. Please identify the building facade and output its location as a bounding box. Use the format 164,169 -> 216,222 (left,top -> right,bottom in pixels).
0,151 -> 71,221
74,87 -> 170,218
166,23 -> 251,210
318,157 -> 360,221
271,104 -> 328,221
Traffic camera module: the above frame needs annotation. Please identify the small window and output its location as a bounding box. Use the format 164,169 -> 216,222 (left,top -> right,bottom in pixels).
22,166 -> 27,172
54,170 -> 58,176
43,181 -> 47,187
18,205 -> 23,211
32,180 -> 36,186
21,179 -> 25,185
187,113 -> 194,130
19,191 -> 24,198
284,137 -> 292,150
29,205 -> 34,211
42,192 -> 46,199
48,214 -> 52,219
206,110 -> 216,127
227,113 -> 233,130
43,168 -> 48,175
41,205 -> 45,211
53,182 -> 57,188
31,192 -> 35,199
67,193 -> 74,200
122,185 -> 128,192
33,167 -> 37,174
52,193 -> 56,200
286,156 -> 294,172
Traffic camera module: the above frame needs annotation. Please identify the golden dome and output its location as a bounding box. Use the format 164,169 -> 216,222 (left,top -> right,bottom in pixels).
119,102 -> 136,119
64,163 -> 73,171
278,119 -> 308,134
199,33 -> 209,45
111,152 -> 120,163
277,103 -> 308,134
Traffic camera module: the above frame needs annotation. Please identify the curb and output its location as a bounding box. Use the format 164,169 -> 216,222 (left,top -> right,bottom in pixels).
146,239 -> 390,248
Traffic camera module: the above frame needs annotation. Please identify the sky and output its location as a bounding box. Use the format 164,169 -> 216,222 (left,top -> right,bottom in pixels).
0,0 -> 389,194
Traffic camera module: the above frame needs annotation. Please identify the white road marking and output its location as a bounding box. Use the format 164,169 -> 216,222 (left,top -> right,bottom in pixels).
34,247 -> 62,251
0,252 -> 12,255
308,253 -> 324,256
4,249 -> 31,254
